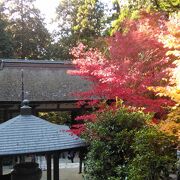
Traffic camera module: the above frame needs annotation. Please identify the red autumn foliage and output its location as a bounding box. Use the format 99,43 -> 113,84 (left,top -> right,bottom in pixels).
75,114 -> 97,121
69,124 -> 85,136
68,11 -> 175,114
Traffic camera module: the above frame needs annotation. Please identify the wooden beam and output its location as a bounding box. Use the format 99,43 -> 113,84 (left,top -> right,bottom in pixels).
53,153 -> 59,180
47,154 -> 52,180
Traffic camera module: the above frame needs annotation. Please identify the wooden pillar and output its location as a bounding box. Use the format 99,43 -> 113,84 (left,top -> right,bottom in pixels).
47,154 -> 52,180
0,158 -> 3,175
79,158 -> 83,174
9,111 -> 13,119
0,110 -> 3,123
71,110 -> 77,121
53,153 -> 59,180
79,151 -> 83,174
3,109 -> 8,122
32,107 -> 36,116
31,155 -> 36,163
12,157 -> 16,167
19,156 -> 25,163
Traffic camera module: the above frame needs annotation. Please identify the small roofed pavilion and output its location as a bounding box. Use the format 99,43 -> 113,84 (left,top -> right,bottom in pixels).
0,100 -> 86,180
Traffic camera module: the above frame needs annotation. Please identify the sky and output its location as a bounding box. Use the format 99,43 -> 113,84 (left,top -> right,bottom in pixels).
34,0 -> 112,32
34,0 -> 59,32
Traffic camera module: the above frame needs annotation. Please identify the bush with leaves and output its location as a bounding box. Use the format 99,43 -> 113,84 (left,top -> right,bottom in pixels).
128,127 -> 177,180
83,107 -> 177,180
39,111 -> 72,125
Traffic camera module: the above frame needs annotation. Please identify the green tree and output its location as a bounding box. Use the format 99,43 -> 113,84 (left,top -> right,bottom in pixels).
53,0 -> 82,60
0,19 -> 13,58
110,0 -> 180,34
0,3 -> 13,58
55,0 -> 83,38
2,0 -> 51,59
126,0 -> 180,12
54,0 -> 105,60
74,0 -> 105,43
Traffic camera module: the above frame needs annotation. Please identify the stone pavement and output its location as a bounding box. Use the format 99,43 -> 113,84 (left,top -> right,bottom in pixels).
3,156 -> 84,180
4,166 -> 83,180
41,168 -> 83,180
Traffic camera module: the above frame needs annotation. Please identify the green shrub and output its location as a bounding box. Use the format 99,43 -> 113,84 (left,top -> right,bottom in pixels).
128,127 -> 177,180
83,108 -> 148,179
83,107 -> 177,180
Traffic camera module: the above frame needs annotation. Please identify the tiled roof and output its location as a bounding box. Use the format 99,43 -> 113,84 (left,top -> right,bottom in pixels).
0,59 -> 90,101
0,104 -> 86,156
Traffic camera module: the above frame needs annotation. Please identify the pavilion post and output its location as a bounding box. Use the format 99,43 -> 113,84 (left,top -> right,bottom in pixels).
79,158 -> 83,174
47,154 -> 52,180
0,157 -> 3,175
79,151 -> 83,174
53,153 -> 59,180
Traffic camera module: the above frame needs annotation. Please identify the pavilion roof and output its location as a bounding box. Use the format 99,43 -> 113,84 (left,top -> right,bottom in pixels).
0,101 -> 86,156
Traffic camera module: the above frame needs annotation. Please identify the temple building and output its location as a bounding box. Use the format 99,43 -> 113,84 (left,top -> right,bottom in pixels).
0,59 -> 91,122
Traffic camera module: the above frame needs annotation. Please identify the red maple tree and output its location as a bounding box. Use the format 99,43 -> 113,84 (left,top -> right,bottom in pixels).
69,11 -> 175,114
